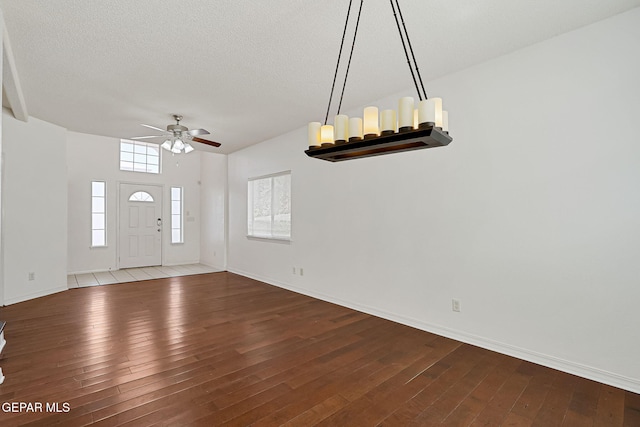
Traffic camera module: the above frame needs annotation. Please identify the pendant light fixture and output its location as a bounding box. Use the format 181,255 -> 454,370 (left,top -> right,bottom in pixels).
305,0 -> 453,162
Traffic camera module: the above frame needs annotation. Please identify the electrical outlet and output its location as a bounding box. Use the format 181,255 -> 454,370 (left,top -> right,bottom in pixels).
28,272 -> 35,281
292,267 -> 296,275
300,268 -> 304,276
452,299 -> 461,312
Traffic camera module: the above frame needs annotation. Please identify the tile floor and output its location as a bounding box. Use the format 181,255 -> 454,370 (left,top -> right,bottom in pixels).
67,263 -> 221,288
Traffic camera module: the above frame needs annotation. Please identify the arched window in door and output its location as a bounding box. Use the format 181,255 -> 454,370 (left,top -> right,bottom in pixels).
129,191 -> 154,202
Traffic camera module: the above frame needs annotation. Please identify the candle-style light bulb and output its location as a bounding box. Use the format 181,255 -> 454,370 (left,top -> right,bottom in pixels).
348,117 -> 363,141
380,109 -> 397,135
417,97 -> 442,128
363,106 -> 379,138
308,122 -> 321,148
398,97 -> 414,131
320,125 -> 335,146
334,115 -> 349,144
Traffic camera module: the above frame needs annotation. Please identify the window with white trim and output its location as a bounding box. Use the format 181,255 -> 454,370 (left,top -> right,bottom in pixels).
91,181 -> 106,247
248,171 -> 291,240
171,187 -> 183,244
120,139 -> 160,174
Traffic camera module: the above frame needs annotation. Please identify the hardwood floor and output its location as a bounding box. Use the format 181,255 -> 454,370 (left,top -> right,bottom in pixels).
0,272 -> 638,426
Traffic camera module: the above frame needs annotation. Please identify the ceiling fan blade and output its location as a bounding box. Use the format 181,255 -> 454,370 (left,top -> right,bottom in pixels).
141,124 -> 168,133
188,128 -> 210,136
192,136 -> 221,147
131,135 -> 165,140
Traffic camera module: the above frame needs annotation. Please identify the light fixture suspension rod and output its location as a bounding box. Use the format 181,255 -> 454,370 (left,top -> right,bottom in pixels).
336,0 -> 364,116
390,0 -> 423,100
393,0 -> 428,100
324,0 -> 355,126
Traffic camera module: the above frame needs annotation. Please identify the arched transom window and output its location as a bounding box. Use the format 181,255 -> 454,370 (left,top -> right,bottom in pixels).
129,191 -> 154,202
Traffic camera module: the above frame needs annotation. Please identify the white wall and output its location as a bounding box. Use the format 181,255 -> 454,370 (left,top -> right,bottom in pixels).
2,109 -> 68,304
67,132 -> 203,273
199,152 -> 227,270
227,9 -> 640,392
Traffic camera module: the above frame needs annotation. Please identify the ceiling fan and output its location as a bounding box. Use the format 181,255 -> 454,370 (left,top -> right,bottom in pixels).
131,114 -> 221,154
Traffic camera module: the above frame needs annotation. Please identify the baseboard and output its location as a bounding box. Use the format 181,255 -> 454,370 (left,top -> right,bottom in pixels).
4,286 -> 68,306
199,261 -> 226,271
227,268 -> 640,394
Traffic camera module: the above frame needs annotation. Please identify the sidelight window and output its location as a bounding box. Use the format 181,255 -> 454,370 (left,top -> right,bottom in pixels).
171,187 -> 183,244
91,181 -> 106,247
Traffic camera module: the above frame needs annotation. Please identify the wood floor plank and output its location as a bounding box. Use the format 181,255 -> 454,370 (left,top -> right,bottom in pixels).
469,369 -> 532,426
0,271 -> 637,426
568,377 -> 602,419
594,385 -> 625,426
411,350 -> 496,424
532,372 -> 577,427
509,362 -> 556,421
623,391 -> 640,427
440,353 -> 521,425
279,394 -> 350,427
373,344 -> 483,424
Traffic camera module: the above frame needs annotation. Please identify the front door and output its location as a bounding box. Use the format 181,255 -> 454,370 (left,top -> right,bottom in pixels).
119,183 -> 163,268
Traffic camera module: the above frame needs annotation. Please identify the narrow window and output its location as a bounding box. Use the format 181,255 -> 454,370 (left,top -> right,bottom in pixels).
248,171 -> 291,240
120,139 -> 160,174
171,187 -> 183,244
91,181 -> 106,247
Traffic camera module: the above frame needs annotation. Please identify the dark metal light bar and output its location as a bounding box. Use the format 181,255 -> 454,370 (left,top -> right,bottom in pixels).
305,125 -> 452,162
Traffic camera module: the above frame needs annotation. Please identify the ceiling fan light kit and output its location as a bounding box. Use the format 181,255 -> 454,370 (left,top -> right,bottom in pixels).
132,114 -> 221,154
305,0 -> 452,162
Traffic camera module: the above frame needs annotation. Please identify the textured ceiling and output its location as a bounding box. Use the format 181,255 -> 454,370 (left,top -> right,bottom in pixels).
1,0 -> 639,153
